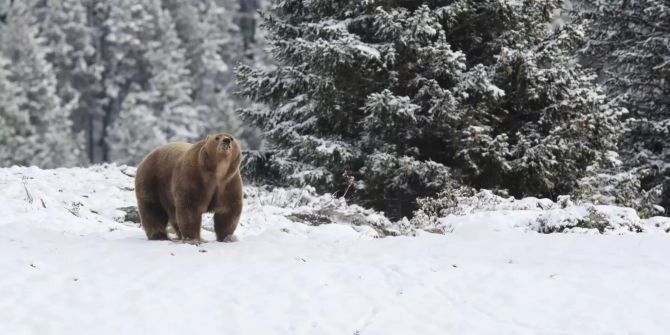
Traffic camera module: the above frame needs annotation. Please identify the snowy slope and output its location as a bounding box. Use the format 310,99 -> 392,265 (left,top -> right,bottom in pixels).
1,166 -> 670,335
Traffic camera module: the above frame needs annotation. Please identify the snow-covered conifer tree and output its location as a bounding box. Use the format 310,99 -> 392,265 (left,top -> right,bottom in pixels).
99,0 -> 156,161
0,55 -> 34,166
107,87 -> 167,165
39,0 -> 103,163
577,0 -> 670,211
104,0 -> 203,162
163,0 -> 251,142
238,0 -> 622,217
144,5 -> 201,142
0,1 -> 83,168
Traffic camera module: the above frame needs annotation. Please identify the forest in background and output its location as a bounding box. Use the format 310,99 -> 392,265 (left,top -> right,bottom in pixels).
0,0 -> 269,166
0,0 -> 668,222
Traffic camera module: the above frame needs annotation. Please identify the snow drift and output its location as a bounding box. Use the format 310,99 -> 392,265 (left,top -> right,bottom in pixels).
1,165 -> 669,334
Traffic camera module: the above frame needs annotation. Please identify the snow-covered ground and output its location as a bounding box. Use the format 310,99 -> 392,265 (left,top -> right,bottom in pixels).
1,165 -> 670,334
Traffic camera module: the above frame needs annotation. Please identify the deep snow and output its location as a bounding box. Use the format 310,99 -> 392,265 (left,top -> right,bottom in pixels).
1,165 -> 669,334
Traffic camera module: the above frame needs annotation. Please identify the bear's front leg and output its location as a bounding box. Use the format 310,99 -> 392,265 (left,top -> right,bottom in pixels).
176,207 -> 203,243
214,207 -> 240,242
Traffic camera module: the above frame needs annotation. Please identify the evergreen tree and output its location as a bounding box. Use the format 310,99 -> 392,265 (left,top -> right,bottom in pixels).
197,0 -> 249,140
144,5 -> 201,142
101,0 -> 177,161
237,0 -> 622,218
0,55 -> 34,166
107,86 -> 167,165
103,0 -> 202,162
577,0 -> 670,212
40,0 -> 104,163
236,0 -> 261,53
0,1 -> 82,168
163,0 -> 252,144
99,0 -> 155,161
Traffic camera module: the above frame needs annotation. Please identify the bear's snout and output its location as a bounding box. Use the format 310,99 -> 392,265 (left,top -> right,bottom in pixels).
221,137 -> 232,148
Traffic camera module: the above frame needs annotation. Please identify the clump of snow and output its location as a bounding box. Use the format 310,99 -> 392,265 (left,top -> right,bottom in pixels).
353,44 -> 381,59
531,205 -> 644,234
644,216 -> 670,233
576,168 -> 663,218
414,190 -> 668,235
242,185 -> 395,237
445,189 -> 557,214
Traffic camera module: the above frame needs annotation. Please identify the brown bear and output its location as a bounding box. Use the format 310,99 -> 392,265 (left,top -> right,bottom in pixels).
134,133 -> 243,243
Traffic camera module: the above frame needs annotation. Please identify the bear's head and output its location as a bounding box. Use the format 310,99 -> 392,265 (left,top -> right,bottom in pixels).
200,133 -> 242,175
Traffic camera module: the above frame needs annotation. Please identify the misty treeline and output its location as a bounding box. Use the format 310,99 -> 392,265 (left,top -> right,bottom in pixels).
1,0 -> 668,220
0,0 -> 268,167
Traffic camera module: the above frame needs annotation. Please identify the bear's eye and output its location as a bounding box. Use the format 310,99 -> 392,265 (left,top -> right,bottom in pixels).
215,136 -> 221,140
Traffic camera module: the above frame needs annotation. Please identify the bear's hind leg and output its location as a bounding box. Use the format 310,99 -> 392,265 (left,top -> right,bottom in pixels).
138,201 -> 169,240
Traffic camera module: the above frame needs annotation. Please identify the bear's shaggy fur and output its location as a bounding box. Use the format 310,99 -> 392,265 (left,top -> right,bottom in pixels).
135,133 -> 242,243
